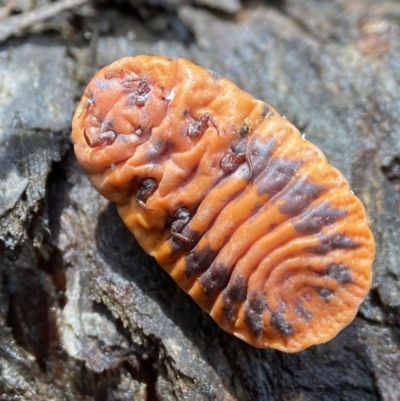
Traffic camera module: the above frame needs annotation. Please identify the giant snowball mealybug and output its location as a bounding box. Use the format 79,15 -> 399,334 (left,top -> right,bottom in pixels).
72,56 -> 375,352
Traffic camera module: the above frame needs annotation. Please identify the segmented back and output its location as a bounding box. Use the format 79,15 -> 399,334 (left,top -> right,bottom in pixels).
72,56 -> 375,352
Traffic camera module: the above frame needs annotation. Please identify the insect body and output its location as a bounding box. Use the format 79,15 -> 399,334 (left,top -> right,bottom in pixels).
72,56 -> 375,352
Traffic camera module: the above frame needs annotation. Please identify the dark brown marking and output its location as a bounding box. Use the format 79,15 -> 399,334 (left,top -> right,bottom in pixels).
223,304 -> 235,322
220,152 -> 244,173
100,119 -> 115,133
261,105 -> 274,119
223,275 -> 248,321
225,275 -> 248,303
256,158 -> 300,195
293,202 -> 346,235
85,89 -> 94,101
315,286 -> 334,301
199,263 -> 230,298
187,112 -> 219,138
240,120 -> 251,138
271,312 -> 294,337
170,207 -> 191,242
135,178 -> 157,211
137,78 -> 150,95
294,303 -> 313,321
221,139 -> 254,178
121,76 -> 140,88
220,138 -> 249,173
80,89 -> 95,118
279,178 -> 325,216
244,292 -> 266,337
185,245 -> 219,278
170,229 -> 201,254
84,129 -> 117,148
232,138 -> 247,155
126,78 -> 150,107
145,138 -> 176,163
309,234 -> 361,255
248,137 -> 275,178
326,263 -> 353,284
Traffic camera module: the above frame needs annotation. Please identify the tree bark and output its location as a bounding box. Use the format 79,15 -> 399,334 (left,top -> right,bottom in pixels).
1,1 -> 399,400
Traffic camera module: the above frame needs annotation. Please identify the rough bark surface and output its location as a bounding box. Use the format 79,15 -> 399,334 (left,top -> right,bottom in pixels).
0,1 -> 399,400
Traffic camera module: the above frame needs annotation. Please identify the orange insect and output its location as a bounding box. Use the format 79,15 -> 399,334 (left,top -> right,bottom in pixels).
72,56 -> 375,352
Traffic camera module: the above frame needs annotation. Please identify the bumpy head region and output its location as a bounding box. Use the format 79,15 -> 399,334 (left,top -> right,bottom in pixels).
72,56 -> 375,352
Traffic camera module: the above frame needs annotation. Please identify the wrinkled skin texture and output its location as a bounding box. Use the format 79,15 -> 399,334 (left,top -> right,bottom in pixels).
72,56 -> 375,352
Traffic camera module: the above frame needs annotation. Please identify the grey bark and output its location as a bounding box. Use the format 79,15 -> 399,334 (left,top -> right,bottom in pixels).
0,1 -> 399,400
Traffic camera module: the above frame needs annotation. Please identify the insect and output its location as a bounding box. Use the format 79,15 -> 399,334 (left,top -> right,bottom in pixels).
72,56 -> 375,352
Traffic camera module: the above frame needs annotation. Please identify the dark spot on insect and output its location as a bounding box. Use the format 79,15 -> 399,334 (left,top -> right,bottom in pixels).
145,139 -> 175,162
271,311 -> 294,337
244,292 -> 266,337
126,78 -> 151,107
233,140 -> 247,156
220,151 -> 244,173
256,158 -> 300,196
167,57 -> 173,62
261,105 -> 274,119
293,202 -> 347,235
279,178 -> 325,216
78,94 -> 95,119
185,245 -> 219,278
223,275 -> 248,321
309,234 -> 361,255
101,119 -> 115,131
85,88 -> 96,106
135,178 -> 158,211
220,138 -> 253,177
187,112 -> 219,138
249,137 -> 275,178
199,263 -> 230,298
240,120 -> 251,138
183,109 -> 188,116
170,207 -> 191,242
84,128 -> 117,148
85,88 -> 95,101
121,76 -> 139,88
315,286 -> 334,301
136,78 -> 151,105
223,304 -> 235,322
325,263 -> 353,284
294,303 -> 313,321
170,229 -> 201,254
